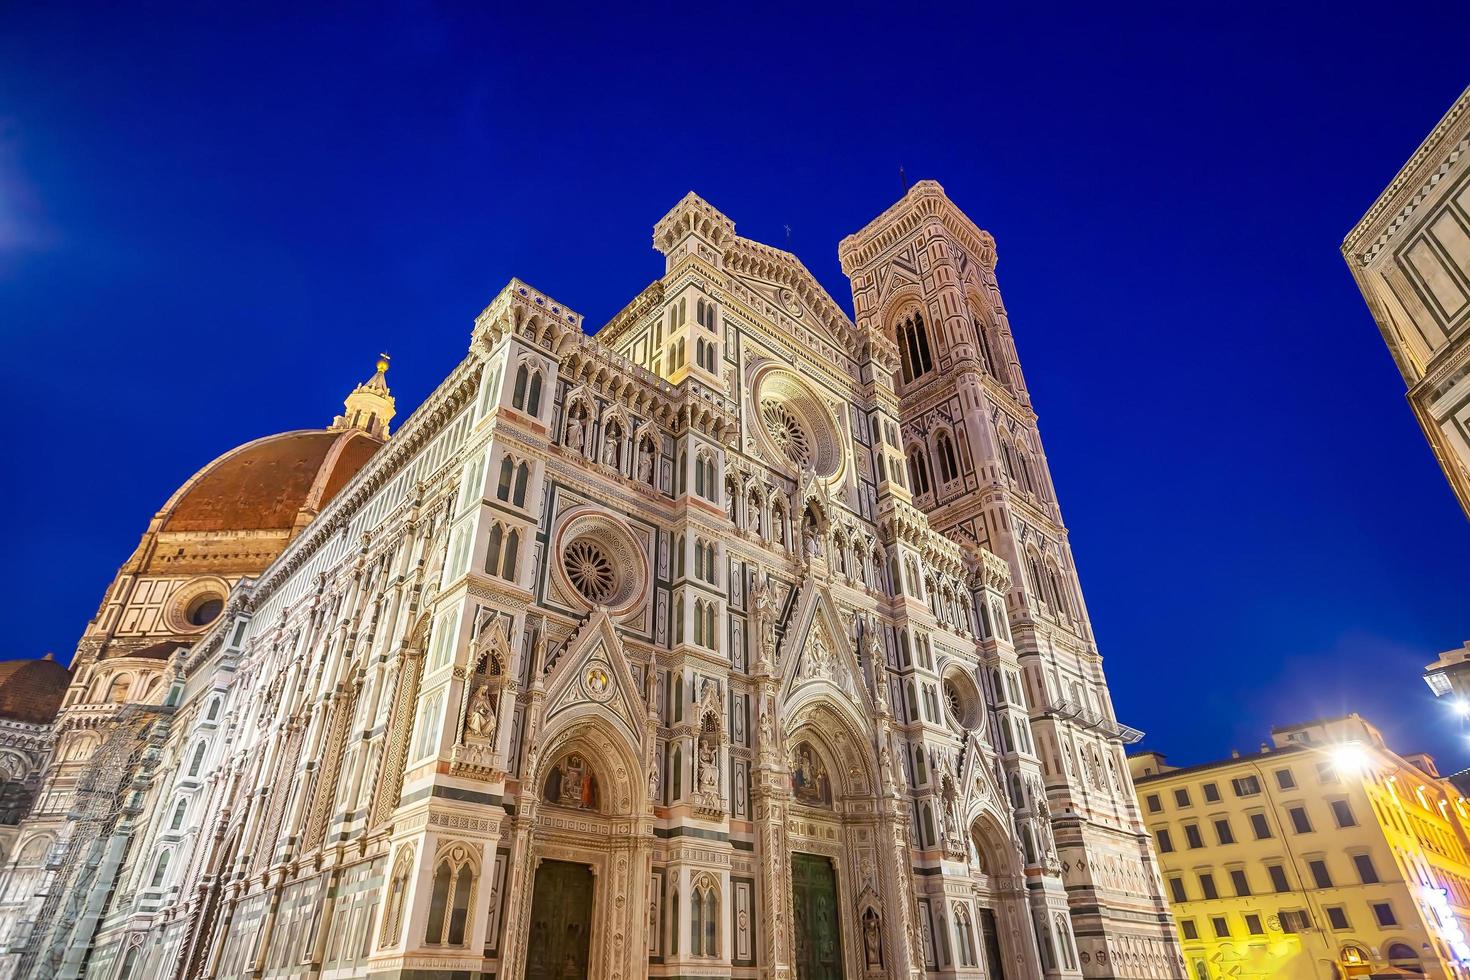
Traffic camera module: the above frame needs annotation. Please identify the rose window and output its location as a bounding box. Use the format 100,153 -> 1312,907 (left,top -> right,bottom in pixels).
751,366 -> 843,480
761,398 -> 813,467
563,539 -> 616,603
552,509 -> 650,616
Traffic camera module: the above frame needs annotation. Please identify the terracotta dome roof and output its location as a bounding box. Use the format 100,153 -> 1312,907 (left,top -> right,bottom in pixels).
159,428 -> 381,534
0,655 -> 71,725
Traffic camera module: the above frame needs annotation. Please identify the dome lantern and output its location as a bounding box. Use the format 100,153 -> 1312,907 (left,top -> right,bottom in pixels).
332,353 -> 396,439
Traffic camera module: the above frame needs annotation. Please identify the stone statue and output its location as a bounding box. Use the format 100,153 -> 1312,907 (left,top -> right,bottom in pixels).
637,442 -> 654,484
863,910 -> 883,967
566,412 -> 585,454
602,433 -> 617,468
699,739 -> 720,794
752,574 -> 778,671
465,682 -> 496,740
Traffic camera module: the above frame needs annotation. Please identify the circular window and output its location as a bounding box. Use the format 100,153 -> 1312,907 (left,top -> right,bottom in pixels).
186,596 -> 224,627
563,540 -> 616,604
750,366 -> 843,480
761,398 -> 813,466
166,577 -> 231,633
552,509 -> 650,616
942,672 -> 980,730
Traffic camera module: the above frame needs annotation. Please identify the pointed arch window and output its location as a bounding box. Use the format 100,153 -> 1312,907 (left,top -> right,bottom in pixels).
380,847 -> 415,948
691,878 -> 719,956
512,364 -> 528,407
954,904 -> 978,967
526,372 -> 542,416
935,431 -> 959,483
497,457 -> 514,500
424,850 -> 476,947
975,316 -> 996,376
897,311 -> 934,384
187,741 -> 207,778
149,849 -> 171,888
169,798 -> 187,831
907,447 -> 932,495
513,462 -> 529,507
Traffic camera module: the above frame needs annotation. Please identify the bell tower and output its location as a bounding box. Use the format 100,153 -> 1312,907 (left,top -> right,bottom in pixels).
841,180 -> 1184,976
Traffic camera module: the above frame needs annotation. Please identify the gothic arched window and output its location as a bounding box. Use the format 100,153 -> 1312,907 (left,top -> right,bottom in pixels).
691,878 -> 719,956
187,741 -> 207,778
513,462 -> 530,507
380,847 -> 415,948
497,457 -> 514,501
424,850 -> 476,947
526,371 -> 542,416
897,311 -> 934,384
907,447 -> 932,496
935,431 -> 959,483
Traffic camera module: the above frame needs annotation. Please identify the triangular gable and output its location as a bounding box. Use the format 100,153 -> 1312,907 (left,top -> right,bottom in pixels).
543,609 -> 647,752
958,730 -> 1005,819
778,583 -> 872,714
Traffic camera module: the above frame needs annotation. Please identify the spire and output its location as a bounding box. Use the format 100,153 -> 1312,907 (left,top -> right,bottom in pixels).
332,353 -> 396,439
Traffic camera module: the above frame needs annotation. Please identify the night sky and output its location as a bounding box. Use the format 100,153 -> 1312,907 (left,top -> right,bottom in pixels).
3,4 -> 1468,770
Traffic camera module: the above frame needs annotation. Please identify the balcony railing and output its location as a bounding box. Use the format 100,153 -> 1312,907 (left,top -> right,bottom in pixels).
1042,697 -> 1144,744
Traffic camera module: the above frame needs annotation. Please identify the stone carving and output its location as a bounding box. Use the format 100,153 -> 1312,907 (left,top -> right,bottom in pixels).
863,907 -> 883,967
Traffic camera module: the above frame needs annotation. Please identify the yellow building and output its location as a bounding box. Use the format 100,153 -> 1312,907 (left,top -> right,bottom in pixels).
1129,715 -> 1470,980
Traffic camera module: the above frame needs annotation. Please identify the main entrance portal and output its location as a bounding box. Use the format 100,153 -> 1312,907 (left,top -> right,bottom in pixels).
792,852 -> 843,980
527,859 -> 594,980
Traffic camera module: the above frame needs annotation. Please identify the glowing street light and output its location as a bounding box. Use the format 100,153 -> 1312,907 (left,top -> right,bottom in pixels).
1329,742 -> 1368,775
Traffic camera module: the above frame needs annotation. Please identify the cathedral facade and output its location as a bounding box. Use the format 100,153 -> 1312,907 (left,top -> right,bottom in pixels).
0,182 -> 1182,980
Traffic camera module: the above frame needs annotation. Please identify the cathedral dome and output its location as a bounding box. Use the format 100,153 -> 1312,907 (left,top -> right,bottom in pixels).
157,427 -> 381,534
0,654 -> 70,725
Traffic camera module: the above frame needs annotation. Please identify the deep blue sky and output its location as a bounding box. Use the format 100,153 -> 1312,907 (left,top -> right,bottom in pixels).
2,4 -> 1468,768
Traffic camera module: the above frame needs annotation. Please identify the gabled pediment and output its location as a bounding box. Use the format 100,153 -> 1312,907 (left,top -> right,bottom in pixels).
543,609 -> 648,751
778,583 -> 871,714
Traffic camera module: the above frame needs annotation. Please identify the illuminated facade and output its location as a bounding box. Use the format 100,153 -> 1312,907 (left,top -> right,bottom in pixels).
0,183 -> 1181,980
1343,85 -> 1470,519
1130,715 -> 1470,980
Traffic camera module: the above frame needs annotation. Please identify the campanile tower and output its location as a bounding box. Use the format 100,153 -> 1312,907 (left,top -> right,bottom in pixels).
841,180 -> 1182,975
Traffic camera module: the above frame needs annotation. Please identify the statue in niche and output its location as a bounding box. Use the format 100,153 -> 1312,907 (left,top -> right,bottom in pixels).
637,441 -> 654,484
698,733 -> 720,794
544,753 -> 598,810
863,908 -> 883,967
602,428 -> 619,468
752,573 -> 778,671
465,681 -> 496,741
566,410 -> 585,454
790,742 -> 832,807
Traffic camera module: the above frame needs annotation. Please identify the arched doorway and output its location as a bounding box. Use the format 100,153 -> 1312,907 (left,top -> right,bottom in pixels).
511,720 -> 651,980
780,700 -> 881,980
965,810 -> 1043,980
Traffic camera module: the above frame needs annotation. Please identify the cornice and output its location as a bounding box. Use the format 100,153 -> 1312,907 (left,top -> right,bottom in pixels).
838,180 -> 997,276
1343,85 -> 1470,265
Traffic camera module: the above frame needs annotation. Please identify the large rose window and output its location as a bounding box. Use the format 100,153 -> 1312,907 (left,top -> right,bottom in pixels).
751,367 -> 843,480
562,539 -> 616,604
552,509 -> 649,616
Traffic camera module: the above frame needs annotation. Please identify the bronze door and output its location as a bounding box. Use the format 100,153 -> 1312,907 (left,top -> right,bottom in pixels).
526,859 -> 594,980
980,908 -> 1006,980
792,852 -> 843,980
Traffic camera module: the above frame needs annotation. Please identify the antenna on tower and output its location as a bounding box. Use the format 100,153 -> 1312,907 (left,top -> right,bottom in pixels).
784,224 -> 792,247
899,165 -> 909,192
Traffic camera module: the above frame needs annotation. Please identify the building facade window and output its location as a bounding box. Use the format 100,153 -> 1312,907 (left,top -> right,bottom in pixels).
1275,768 -> 1296,789
1288,805 -> 1312,833
1267,864 -> 1290,893
1308,859 -> 1332,888
1249,812 -> 1272,839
